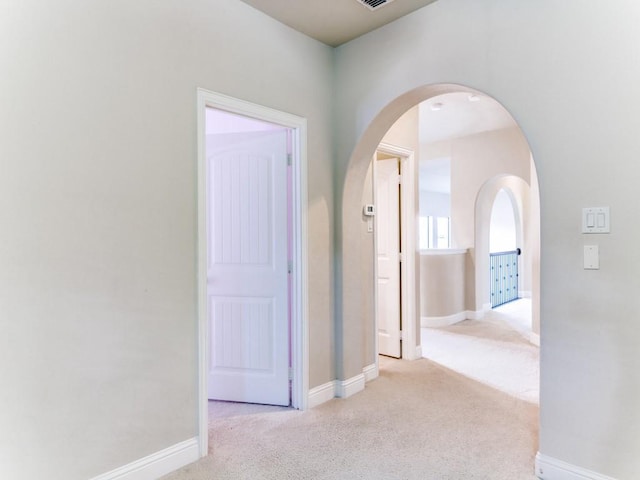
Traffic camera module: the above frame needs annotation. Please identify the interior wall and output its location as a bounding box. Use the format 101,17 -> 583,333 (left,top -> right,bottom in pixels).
334,1 -> 640,478
449,127 -> 531,249
422,127 -> 532,312
0,1 -> 334,479
381,106 -> 420,150
361,160 -> 375,365
420,252 -> 466,318
419,191 -> 450,218
363,107 -> 420,368
529,158 -> 541,337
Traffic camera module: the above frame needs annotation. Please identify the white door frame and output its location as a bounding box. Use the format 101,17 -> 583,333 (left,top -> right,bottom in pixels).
196,88 -> 309,457
373,142 -> 419,366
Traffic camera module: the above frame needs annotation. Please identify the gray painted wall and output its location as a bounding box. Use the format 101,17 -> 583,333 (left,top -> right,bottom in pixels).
3,0 -> 638,479
334,0 -> 640,478
0,1 -> 333,479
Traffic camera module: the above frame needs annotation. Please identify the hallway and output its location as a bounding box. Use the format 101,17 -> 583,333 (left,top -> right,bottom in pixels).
420,298 -> 539,404
163,300 -> 539,480
166,360 -> 538,480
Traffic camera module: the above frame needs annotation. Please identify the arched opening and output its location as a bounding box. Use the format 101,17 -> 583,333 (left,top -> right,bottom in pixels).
337,84 -> 470,383
489,187 -> 522,309
474,172 -> 540,345
336,80 -> 540,418
490,189 -> 518,254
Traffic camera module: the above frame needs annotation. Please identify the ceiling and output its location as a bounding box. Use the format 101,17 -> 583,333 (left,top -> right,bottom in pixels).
239,0 -> 439,47
420,92 -> 517,144
235,1 -> 520,196
419,92 -> 518,194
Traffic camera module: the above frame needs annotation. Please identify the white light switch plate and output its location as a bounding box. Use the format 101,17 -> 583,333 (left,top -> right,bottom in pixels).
582,207 -> 610,233
584,245 -> 599,269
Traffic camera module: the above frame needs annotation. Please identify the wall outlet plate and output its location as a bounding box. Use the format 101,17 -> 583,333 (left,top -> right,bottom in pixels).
584,245 -> 599,269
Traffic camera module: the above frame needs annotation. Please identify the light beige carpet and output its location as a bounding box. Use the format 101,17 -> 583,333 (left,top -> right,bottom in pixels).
421,299 -> 539,404
163,357 -> 539,479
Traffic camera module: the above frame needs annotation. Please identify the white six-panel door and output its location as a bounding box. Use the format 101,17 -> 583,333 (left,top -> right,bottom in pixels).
376,157 -> 402,358
206,130 -> 290,406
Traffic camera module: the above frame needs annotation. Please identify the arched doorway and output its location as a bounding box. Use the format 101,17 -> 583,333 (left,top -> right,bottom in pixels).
475,173 -> 540,345
489,188 -> 521,308
335,81 -> 540,393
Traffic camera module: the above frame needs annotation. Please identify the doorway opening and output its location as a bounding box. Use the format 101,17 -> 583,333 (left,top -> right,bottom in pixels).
338,81 -> 540,412
205,108 -> 291,407
196,89 -> 309,458
373,143 -> 418,365
415,92 -> 539,401
338,83 -> 540,476
490,188 -> 520,309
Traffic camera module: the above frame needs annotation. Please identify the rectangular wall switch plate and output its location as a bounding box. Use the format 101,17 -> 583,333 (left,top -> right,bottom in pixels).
584,245 -> 599,269
582,207 -> 610,233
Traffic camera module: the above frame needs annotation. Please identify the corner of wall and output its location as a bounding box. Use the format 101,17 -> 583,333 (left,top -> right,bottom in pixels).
89,439 -> 200,480
535,453 -> 618,480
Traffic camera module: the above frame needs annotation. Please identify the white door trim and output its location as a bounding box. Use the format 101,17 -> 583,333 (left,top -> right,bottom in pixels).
373,142 -> 419,362
196,89 -> 309,458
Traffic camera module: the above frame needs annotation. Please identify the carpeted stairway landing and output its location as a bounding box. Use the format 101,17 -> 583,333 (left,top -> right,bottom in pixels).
163,357 -> 538,480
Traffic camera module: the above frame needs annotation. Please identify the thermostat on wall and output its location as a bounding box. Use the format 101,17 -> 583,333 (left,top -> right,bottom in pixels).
363,204 -> 375,216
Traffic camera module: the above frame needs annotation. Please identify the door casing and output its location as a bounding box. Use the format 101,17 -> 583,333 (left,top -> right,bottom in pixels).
375,155 -> 402,358
196,88 -> 309,457
373,142 -> 419,368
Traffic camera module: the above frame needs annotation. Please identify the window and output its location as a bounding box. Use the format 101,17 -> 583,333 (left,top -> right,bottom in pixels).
436,216 -> 450,248
419,216 -> 450,249
419,217 -> 431,249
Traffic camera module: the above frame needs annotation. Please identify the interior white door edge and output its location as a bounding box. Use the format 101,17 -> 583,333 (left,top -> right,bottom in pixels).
375,155 -> 402,358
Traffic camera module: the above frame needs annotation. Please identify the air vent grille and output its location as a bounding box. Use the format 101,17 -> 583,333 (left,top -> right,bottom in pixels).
356,0 -> 396,11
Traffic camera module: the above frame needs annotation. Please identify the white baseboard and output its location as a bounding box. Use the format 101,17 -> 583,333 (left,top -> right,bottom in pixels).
401,345 -> 422,360
466,309 -> 486,320
414,345 -> 423,359
89,438 -> 199,480
530,332 -> 540,346
307,380 -> 337,409
535,453 -> 618,480
336,373 -> 365,398
421,309 -> 491,327
363,363 -> 378,382
421,312 -> 466,328
308,365 -> 379,408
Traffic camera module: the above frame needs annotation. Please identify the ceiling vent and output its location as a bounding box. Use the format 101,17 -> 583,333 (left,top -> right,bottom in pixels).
356,0 -> 396,11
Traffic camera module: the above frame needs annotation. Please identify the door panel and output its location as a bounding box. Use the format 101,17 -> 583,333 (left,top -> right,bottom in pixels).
376,157 -> 402,358
207,130 -> 289,406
